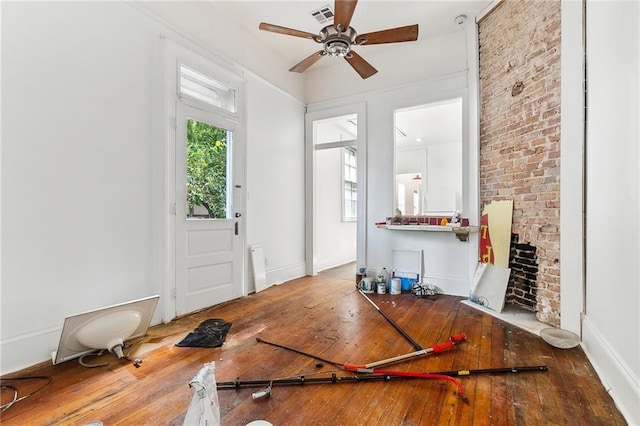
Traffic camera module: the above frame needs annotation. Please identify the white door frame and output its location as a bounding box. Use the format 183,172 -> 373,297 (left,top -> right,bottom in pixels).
305,103 -> 367,276
162,38 -> 246,322
174,101 -> 244,316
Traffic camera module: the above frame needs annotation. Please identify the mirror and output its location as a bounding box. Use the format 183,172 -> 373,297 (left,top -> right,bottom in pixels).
394,97 -> 463,216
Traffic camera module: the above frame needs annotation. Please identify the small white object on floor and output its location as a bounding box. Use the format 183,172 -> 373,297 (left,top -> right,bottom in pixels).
246,421 -> 273,426
184,362 -> 220,426
540,327 -> 580,349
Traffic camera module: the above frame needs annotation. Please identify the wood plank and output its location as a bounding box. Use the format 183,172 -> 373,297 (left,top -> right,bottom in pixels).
369,297 -> 444,425
448,303 -> 484,426
0,273 -> 627,426
469,310 -> 494,425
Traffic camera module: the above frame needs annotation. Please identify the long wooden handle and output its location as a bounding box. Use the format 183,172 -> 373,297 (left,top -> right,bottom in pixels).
364,349 -> 429,369
358,290 -> 423,350
344,340 -> 457,371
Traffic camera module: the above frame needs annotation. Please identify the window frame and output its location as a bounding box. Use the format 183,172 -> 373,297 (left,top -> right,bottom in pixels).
342,146 -> 357,222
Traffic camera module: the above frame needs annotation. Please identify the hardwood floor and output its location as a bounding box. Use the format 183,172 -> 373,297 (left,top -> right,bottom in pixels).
318,261 -> 356,281
1,272 -> 626,425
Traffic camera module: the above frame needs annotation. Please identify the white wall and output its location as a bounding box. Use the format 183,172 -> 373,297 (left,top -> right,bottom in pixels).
1,1 -> 165,375
305,30 -> 468,104
308,68 -> 478,295
581,1 -> 640,424
1,2 -> 306,374
134,2 -> 305,103
306,18 -> 479,293
244,74 -> 307,288
560,0 -> 586,339
315,148 -> 357,271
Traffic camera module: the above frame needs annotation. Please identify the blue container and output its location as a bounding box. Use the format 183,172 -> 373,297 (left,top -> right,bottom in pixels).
400,278 -> 414,291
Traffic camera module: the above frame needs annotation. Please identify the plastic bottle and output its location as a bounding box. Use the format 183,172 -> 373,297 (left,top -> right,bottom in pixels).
356,266 -> 367,287
378,267 -> 390,285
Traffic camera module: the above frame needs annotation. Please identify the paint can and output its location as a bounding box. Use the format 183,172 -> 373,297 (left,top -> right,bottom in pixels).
390,278 -> 402,295
377,281 -> 386,294
360,277 -> 373,293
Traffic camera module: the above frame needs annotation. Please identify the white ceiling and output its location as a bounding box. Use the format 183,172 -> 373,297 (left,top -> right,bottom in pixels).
211,1 -> 491,141
141,1 -> 492,141
217,0 -> 492,74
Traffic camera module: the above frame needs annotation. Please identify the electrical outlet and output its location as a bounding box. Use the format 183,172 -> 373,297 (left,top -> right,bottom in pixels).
265,257 -> 270,266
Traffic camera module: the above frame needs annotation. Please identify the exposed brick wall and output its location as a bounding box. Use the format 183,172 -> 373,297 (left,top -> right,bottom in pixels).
478,0 -> 561,326
508,233 -> 539,310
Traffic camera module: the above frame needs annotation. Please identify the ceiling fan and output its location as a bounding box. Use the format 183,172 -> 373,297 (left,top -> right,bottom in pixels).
258,0 -> 419,79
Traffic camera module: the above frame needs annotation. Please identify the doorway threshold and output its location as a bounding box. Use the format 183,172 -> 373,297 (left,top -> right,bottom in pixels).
460,299 -> 548,336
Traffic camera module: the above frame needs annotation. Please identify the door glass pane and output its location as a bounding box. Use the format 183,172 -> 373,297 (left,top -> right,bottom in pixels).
186,118 -> 231,219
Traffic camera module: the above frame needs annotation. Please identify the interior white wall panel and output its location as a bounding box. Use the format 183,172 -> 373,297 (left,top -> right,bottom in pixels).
0,2 -> 306,374
583,1 -> 640,424
244,73 -> 307,290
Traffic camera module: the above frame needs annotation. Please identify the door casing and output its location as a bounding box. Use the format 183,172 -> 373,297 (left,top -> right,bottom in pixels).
305,103 -> 367,276
162,38 -> 246,322
174,102 -> 244,316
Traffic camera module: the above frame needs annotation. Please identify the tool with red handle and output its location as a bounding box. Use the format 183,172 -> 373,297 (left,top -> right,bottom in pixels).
217,364 -> 549,404
343,333 -> 466,371
257,333 -> 466,371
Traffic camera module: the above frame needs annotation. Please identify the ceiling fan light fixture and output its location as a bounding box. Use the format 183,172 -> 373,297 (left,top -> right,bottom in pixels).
320,25 -> 357,57
258,0 -> 418,78
325,39 -> 351,57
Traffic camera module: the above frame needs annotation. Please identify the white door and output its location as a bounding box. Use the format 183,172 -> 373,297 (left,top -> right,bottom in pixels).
175,102 -> 243,316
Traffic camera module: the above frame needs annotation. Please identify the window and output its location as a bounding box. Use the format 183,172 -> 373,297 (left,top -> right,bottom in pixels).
397,183 -> 406,215
179,65 -> 237,219
185,118 -> 231,219
180,65 -> 236,113
343,147 -> 357,221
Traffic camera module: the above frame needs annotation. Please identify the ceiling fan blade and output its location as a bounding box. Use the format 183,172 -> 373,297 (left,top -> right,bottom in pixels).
259,22 -> 318,40
289,51 -> 325,73
334,0 -> 358,31
345,50 -> 378,79
358,24 -> 419,45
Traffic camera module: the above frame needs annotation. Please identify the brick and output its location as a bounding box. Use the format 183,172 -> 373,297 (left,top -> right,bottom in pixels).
479,0 -> 561,325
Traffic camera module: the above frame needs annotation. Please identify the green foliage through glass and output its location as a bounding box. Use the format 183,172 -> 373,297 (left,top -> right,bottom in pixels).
186,119 -> 228,218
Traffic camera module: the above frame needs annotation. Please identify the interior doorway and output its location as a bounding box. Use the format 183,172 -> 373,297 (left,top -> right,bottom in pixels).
318,261 -> 357,281
305,104 -> 367,277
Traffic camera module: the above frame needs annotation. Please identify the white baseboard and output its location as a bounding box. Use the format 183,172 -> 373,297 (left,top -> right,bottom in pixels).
460,299 -> 548,335
6,262 -> 308,376
581,316 -> 640,425
265,261 -> 307,288
424,274 -> 469,297
316,254 -> 355,273
1,326 -> 61,375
